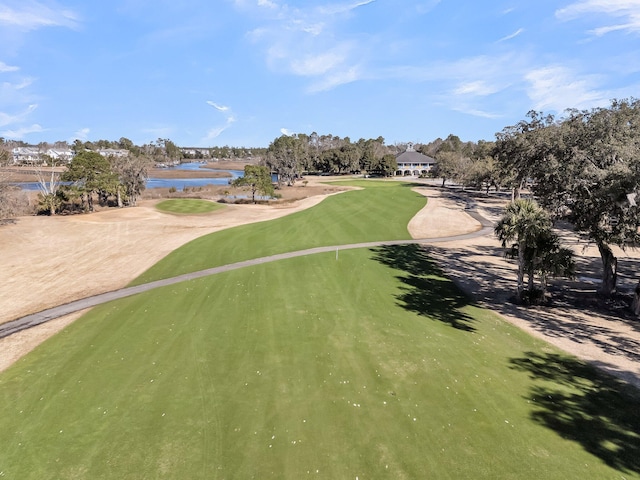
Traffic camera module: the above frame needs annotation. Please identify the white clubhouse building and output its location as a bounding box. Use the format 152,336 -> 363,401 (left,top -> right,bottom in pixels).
395,143 -> 436,176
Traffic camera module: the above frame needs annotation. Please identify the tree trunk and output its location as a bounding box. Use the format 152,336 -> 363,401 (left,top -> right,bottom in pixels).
632,282 -> 640,317
527,266 -> 535,292
597,241 -> 617,296
517,241 -> 526,295
117,187 -> 123,208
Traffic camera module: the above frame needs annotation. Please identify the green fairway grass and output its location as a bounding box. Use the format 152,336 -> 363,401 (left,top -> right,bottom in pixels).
155,198 -> 224,214
0,181 -> 638,479
1,248 -> 638,479
133,181 -> 426,285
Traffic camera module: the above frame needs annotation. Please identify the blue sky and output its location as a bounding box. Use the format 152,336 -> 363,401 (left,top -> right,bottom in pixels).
0,0 -> 639,147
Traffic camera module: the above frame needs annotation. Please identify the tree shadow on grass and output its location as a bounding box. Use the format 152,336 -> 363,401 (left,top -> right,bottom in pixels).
371,244 -> 476,331
510,351 -> 640,475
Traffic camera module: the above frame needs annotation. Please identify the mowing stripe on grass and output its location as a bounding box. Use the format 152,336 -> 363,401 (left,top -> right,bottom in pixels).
1,249 -> 638,479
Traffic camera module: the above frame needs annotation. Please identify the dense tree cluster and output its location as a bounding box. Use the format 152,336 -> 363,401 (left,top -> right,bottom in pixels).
36,150 -> 152,214
264,133 -> 398,185
494,98 -> 640,296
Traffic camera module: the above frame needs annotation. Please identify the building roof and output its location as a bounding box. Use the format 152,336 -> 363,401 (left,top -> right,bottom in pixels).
395,144 -> 436,164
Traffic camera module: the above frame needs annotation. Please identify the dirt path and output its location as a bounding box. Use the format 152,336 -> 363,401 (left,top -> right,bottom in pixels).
2,180 -> 640,390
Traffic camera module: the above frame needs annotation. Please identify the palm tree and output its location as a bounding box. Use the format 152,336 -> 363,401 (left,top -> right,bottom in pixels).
494,199 -> 552,297
529,229 -> 575,295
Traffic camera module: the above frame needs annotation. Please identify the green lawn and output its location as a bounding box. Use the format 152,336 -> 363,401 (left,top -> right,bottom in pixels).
132,180 -> 426,285
0,181 -> 638,479
155,198 -> 224,214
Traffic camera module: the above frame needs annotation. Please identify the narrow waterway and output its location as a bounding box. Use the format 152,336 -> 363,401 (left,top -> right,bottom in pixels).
14,162 -> 243,191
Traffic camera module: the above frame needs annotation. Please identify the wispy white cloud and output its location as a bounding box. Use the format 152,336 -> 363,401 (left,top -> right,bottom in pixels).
317,0 -> 376,16
0,1 -> 80,31
11,78 -> 33,90
382,53 -> 527,119
1,123 -> 43,139
498,28 -> 524,42
307,65 -> 362,92
0,61 -> 19,72
72,127 -> 90,141
0,103 -> 37,127
290,50 -> 349,76
452,80 -> 501,96
257,0 -> 278,9
451,107 -> 502,119
238,0 -> 376,92
280,127 -> 292,135
203,118 -> 236,142
524,65 -> 610,111
207,101 -> 230,112
203,101 -> 237,142
556,0 -> 640,35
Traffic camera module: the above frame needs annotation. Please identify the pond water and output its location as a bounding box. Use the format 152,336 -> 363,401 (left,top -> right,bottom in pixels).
14,163 -> 244,191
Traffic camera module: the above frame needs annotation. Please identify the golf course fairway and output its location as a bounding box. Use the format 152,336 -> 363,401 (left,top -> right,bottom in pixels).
0,181 -> 638,479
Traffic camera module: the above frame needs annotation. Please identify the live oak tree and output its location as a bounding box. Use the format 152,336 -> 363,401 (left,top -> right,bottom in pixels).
62,151 -> 118,211
433,151 -> 463,187
109,154 -> 151,207
497,99 -> 640,296
232,165 -> 274,204
533,100 -> 640,296
494,111 -> 556,200
266,135 -> 307,187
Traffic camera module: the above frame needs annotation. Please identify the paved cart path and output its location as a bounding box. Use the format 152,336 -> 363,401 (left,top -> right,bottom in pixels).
0,220 -> 494,340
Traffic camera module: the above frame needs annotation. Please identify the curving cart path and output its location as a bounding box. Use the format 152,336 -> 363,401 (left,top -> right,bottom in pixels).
0,214 -> 494,340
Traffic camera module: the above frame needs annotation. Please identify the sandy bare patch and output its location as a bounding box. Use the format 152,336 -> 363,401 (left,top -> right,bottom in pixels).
408,186 -> 481,238
0,192 -> 341,325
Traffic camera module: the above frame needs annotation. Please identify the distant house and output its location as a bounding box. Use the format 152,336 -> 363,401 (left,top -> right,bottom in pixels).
181,147 -> 211,158
11,147 -> 74,164
97,148 -> 129,158
12,147 -> 41,165
46,149 -> 74,163
395,143 -> 436,176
